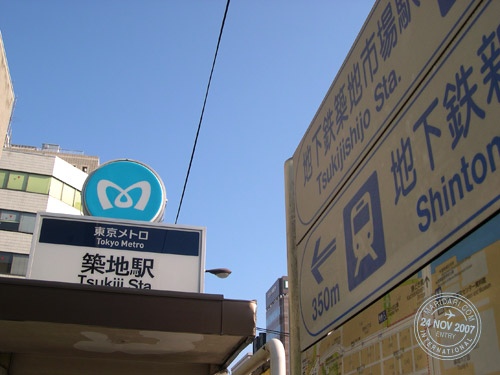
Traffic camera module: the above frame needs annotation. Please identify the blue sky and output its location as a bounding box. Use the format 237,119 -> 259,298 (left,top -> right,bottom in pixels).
1,0 -> 374,354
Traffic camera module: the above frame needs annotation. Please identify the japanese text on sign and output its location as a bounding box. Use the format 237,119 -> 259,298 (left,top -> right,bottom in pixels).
293,0 -> 480,242
390,20 -> 500,233
303,0 -> 422,194
94,225 -> 149,249
78,252 -> 155,289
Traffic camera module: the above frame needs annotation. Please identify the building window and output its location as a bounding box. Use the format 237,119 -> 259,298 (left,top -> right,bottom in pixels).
19,213 -> 36,233
0,169 -> 83,211
62,184 -> 76,206
0,210 -> 20,231
26,174 -> 51,194
49,177 -> 64,200
74,191 -> 82,211
0,170 -> 7,187
0,210 -> 36,233
7,172 -> 27,190
0,252 -> 29,276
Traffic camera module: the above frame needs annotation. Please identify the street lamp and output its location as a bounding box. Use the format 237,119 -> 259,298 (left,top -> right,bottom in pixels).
205,268 -> 232,279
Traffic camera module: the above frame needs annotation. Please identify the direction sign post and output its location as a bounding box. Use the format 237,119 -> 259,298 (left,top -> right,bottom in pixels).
288,0 -> 500,352
292,0 -> 482,243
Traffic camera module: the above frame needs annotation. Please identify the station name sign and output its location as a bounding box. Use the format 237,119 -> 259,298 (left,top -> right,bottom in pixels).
28,213 -> 206,293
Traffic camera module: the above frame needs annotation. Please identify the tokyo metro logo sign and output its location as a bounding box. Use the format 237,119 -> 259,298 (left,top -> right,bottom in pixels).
83,160 -> 166,222
97,180 -> 151,211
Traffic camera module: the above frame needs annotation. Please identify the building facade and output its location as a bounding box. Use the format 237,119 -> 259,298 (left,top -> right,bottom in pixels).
266,276 -> 289,375
9,143 -> 100,173
0,31 -> 15,156
0,149 -> 88,277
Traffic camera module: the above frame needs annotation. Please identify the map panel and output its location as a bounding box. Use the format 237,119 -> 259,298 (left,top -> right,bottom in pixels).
301,213 -> 500,375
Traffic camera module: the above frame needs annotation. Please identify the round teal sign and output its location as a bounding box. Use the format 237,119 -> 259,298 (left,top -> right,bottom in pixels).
82,160 -> 166,222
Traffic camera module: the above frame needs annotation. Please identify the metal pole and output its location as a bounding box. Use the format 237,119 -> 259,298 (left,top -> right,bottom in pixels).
231,339 -> 285,375
284,158 -> 301,375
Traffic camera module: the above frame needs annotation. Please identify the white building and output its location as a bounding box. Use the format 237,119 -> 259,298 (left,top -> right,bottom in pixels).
0,149 -> 87,277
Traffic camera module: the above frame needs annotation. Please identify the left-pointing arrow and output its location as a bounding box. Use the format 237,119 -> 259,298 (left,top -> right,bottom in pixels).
311,237 -> 337,284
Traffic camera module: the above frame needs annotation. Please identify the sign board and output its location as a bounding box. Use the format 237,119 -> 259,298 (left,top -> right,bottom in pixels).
297,0 -> 500,350
292,0 -> 482,243
27,213 -> 206,293
82,159 -> 167,222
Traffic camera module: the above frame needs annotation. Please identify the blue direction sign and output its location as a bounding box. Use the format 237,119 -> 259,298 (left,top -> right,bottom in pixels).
297,0 -> 500,350
292,0 -> 480,243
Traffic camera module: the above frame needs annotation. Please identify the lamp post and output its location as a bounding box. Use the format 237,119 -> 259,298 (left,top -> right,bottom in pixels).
205,268 -> 232,279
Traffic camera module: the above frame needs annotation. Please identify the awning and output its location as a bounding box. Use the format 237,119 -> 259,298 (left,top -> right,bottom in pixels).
0,277 -> 256,375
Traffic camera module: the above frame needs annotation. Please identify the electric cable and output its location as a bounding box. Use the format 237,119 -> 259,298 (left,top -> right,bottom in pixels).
175,0 -> 230,224
256,327 -> 290,336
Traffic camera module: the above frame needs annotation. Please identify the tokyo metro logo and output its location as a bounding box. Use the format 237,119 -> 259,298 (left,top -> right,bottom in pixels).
97,180 -> 151,211
83,160 -> 166,222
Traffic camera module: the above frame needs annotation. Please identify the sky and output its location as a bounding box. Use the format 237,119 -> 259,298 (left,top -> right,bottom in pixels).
0,0 -> 375,358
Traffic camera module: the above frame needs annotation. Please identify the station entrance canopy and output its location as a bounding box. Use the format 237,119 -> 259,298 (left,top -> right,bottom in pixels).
0,277 -> 256,375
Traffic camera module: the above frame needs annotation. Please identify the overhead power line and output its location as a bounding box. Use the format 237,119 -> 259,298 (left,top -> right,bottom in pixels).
256,327 -> 290,336
175,0 -> 231,224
